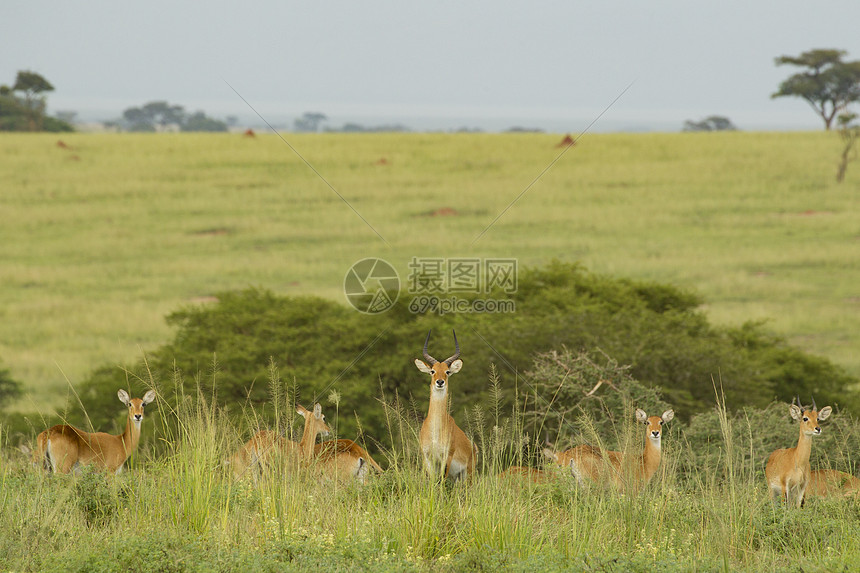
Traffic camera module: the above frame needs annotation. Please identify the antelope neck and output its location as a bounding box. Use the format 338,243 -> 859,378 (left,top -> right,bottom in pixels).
121,412 -> 141,454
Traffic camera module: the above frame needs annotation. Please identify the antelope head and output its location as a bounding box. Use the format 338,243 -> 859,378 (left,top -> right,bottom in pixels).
790,396 -> 831,436
297,403 -> 332,438
414,329 -> 462,395
118,389 -> 156,428
635,408 -> 674,444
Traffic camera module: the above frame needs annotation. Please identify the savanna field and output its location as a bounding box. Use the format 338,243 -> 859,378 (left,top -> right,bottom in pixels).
2,131 -> 860,572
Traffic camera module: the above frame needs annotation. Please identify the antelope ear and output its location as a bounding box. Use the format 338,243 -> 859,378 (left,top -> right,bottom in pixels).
414,359 -> 433,374
789,404 -> 803,420
661,410 -> 675,423
142,390 -> 156,406
296,405 -> 308,418
117,389 -> 131,405
313,403 -> 322,419
447,359 -> 463,374
818,406 -> 832,421
542,448 -> 559,463
635,409 -> 648,423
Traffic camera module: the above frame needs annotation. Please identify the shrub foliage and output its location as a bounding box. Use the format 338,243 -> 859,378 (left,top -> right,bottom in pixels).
70,262 -> 858,450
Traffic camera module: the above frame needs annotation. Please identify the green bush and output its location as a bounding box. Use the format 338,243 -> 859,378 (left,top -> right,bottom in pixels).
521,348 -> 669,452
69,262 -> 859,456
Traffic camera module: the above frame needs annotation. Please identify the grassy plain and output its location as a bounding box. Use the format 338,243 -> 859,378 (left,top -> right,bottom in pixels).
1,131 -> 859,412
2,384 -> 859,572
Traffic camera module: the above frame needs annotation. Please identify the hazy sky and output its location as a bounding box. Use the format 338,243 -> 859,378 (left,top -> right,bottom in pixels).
2,1 -> 860,131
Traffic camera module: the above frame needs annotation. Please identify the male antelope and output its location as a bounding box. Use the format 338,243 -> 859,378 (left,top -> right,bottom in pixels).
765,398 -> 832,507
37,389 -> 156,475
806,469 -> 860,498
298,403 -> 383,483
414,330 -> 476,481
543,408 -> 674,491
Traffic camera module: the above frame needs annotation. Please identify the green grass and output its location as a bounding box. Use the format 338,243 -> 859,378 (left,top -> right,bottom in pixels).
1,131 -> 859,412
3,378 -> 860,572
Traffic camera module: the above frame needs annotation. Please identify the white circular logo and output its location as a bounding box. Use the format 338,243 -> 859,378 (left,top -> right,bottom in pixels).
344,258 -> 400,314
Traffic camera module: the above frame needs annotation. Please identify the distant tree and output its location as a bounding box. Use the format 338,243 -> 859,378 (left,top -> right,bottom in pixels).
121,101 -> 185,131
182,111 -> 228,132
682,115 -> 738,132
772,49 -> 860,130
122,106 -> 155,131
13,71 -> 53,130
836,112 -> 860,183
0,71 -> 72,132
293,112 -> 327,132
328,122 -> 410,133
505,126 -> 545,133
119,102 -> 229,132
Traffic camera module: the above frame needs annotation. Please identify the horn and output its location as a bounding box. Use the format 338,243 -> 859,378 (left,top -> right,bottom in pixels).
794,395 -> 801,410
444,329 -> 461,365
423,330 -> 438,365
811,395 -> 817,411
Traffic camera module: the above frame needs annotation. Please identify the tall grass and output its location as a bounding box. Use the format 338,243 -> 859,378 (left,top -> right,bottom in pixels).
3,368 -> 860,571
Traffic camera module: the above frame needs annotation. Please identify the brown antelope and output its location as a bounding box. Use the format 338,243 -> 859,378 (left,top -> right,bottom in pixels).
806,469 -> 860,498
230,403 -> 330,481
498,466 -> 550,483
229,429 -> 298,481
414,329 -> 476,481
765,398 -> 832,507
543,408 -> 674,491
36,389 -> 156,474
297,403 -> 383,483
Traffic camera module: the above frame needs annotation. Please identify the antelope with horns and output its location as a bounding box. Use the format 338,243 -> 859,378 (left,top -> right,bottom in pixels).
765,397 -> 832,507
543,408 -> 674,491
298,403 -> 383,483
36,389 -> 156,475
414,329 -> 476,481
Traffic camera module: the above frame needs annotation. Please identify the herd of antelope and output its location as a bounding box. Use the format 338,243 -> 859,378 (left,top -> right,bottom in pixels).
21,330 -> 860,505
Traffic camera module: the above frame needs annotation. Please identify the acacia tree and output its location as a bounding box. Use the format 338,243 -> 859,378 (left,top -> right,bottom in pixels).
293,111 -> 327,132
772,49 -> 860,130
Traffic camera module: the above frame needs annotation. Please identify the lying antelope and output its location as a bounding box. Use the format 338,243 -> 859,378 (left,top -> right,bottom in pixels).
298,403 -> 383,483
765,398 -> 832,507
498,465 -> 550,483
229,429 -> 298,481
806,469 -> 860,498
229,403 -> 330,481
543,408 -> 674,492
35,389 -> 156,474
414,329 -> 476,481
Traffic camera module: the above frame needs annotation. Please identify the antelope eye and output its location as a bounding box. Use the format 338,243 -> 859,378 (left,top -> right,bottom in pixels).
659,421 -> 663,425
445,370 -> 450,375
803,417 -> 809,422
